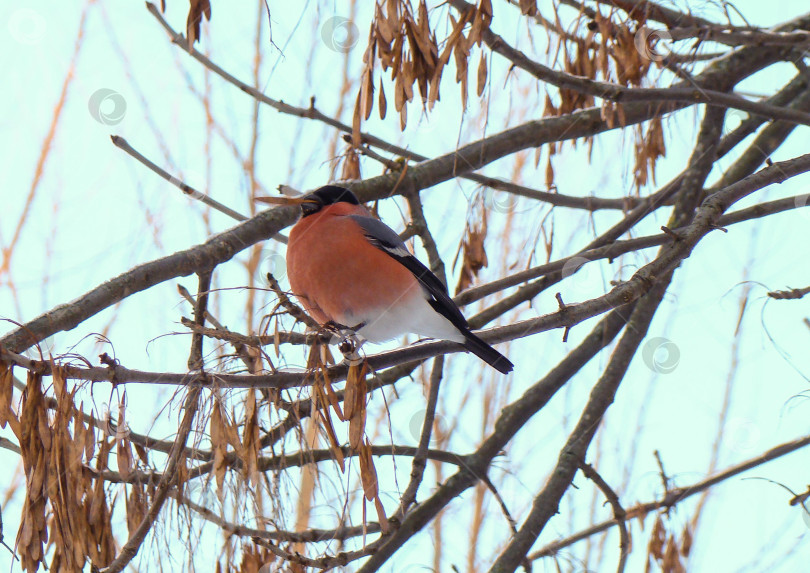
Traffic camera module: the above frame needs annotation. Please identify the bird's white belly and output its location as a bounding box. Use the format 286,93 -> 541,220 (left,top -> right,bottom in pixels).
348,291 -> 465,344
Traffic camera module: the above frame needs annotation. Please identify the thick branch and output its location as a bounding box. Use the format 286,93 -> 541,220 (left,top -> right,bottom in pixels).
488,279 -> 670,572
354,306 -> 633,572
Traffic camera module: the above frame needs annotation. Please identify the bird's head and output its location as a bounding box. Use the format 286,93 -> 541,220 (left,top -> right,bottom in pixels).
254,185 -> 361,217
300,186 -> 360,217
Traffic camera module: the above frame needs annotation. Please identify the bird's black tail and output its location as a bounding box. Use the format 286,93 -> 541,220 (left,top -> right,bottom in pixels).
462,330 -> 513,374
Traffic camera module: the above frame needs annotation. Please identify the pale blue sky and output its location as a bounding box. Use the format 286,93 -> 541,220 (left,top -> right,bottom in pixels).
1,1 -> 809,572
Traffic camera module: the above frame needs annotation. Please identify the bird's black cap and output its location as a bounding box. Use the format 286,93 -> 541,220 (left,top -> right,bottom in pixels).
301,185 -> 360,216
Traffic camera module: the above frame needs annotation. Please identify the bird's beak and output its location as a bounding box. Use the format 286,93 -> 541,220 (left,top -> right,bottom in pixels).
255,195 -> 321,215
254,196 -> 309,206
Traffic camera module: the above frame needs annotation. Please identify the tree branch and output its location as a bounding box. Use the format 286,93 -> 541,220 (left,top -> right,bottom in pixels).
529,432 -> 810,560
100,386 -> 201,573
354,306 -> 634,572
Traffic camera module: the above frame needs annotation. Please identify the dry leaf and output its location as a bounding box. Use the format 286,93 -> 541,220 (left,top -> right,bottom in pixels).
360,69 -> 375,121
346,362 -> 368,450
454,208 -> 489,294
17,372 -> 49,571
343,369 -> 357,420
519,0 -> 538,16
375,3 -> 396,43
133,443 -> 149,465
663,535 -> 685,573
341,146 -> 362,181
358,439 -> 379,500
126,482 -> 146,536
242,388 -> 260,486
116,436 -> 133,480
374,495 -> 389,533
0,361 -> 13,429
545,155 -> 555,189
378,78 -> 387,119
648,515 -> 666,560
315,407 -> 345,471
352,91 -> 363,147
476,50 -> 488,97
210,397 -> 229,491
680,523 -> 693,556
186,0 -> 211,47
322,373 -> 345,421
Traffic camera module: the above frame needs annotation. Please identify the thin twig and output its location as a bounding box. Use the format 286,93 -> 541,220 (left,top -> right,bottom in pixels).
767,285 -> 810,300
530,431 -> 810,560
456,192 -> 810,306
111,135 -> 248,222
355,307 -> 634,572
397,357 -> 444,516
180,316 -> 313,346
177,284 -> 258,369
450,0 -> 810,126
100,386 -> 201,573
187,271 -> 213,370
146,2 -> 655,214
578,460 -> 630,573
265,272 -> 320,330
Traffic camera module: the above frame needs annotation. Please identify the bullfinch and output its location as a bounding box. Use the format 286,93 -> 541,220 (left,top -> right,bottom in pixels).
284,185 -> 513,374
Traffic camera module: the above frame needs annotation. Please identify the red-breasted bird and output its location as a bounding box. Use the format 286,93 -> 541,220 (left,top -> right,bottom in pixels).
283,185 -> 513,374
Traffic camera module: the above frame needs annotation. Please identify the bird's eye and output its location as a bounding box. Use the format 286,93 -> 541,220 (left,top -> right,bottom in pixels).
301,199 -> 322,216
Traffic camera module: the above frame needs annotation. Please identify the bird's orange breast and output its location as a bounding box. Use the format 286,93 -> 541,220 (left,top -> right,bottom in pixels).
286,204 -> 421,327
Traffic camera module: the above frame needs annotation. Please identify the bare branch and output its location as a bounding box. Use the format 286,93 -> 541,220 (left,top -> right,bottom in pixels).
187,271 -> 213,370
111,135 -> 248,222
355,306 -> 634,572
397,357 -> 444,516
451,0 -> 810,126
100,386 -> 201,573
529,432 -> 810,560
578,460 -> 630,573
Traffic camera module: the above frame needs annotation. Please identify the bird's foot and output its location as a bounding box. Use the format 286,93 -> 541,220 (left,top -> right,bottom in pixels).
338,334 -> 364,366
321,320 -> 348,345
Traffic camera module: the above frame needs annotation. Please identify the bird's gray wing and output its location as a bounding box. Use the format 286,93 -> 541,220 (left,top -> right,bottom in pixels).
348,215 -> 469,331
